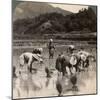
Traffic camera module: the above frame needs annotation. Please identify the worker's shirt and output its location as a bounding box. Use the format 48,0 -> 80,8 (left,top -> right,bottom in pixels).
48,42 -> 55,50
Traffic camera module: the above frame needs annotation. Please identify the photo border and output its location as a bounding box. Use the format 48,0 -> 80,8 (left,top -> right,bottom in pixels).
11,0 -> 98,99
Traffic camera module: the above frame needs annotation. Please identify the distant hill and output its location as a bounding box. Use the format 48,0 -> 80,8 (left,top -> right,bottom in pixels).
13,4 -> 97,40
13,2 -> 72,21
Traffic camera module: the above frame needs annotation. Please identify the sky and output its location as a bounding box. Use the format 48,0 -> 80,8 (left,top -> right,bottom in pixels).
17,0 -> 88,13
50,3 -> 88,13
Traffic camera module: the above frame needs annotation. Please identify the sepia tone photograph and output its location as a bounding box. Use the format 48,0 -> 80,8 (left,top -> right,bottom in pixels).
12,0 -> 97,99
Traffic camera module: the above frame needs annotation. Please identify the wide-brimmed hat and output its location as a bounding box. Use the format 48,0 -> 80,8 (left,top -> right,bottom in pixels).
38,48 -> 43,52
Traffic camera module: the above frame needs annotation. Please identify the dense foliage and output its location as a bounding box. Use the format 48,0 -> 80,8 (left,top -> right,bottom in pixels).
64,8 -> 97,32
13,7 -> 97,39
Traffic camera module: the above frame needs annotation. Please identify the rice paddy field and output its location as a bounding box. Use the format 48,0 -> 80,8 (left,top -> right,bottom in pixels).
12,40 -> 97,99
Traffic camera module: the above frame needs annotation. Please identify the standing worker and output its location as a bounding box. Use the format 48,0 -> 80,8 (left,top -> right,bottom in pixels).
48,39 -> 55,59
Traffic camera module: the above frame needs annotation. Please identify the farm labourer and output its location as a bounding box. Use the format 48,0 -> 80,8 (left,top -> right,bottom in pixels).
64,50 -> 79,91
55,52 -> 71,76
67,47 -> 79,90
77,48 -> 95,71
55,51 -> 77,76
55,53 -> 78,96
67,45 -> 81,72
19,48 -> 43,73
48,39 -> 55,59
